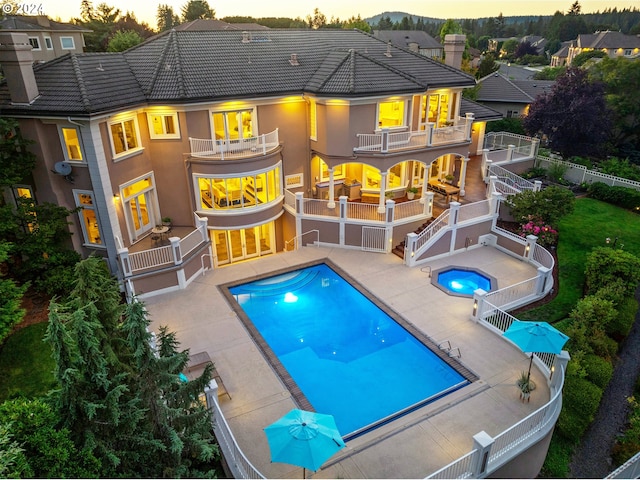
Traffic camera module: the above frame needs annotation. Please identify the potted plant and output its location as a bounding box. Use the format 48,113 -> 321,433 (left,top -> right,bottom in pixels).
406,186 -> 419,200
444,174 -> 455,185
161,216 -> 172,227
516,371 -> 536,402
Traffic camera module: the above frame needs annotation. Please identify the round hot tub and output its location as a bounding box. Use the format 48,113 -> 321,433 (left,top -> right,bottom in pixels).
431,266 -> 497,297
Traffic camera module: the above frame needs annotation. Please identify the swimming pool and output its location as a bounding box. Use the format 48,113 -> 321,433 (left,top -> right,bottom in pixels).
224,261 -> 476,439
432,266 -> 497,297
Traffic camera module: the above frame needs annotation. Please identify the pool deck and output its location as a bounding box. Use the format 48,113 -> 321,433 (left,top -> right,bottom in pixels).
145,245 -> 548,479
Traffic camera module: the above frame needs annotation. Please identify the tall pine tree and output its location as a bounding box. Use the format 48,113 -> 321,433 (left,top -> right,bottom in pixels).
45,256 -> 219,477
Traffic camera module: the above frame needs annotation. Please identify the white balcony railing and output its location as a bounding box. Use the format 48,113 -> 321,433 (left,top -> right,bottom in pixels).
189,129 -> 279,160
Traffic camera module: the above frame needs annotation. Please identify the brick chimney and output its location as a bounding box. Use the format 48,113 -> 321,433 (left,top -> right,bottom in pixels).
0,32 -> 39,104
444,34 -> 466,70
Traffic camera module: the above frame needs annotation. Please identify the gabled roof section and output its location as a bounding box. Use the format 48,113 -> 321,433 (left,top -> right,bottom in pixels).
460,98 -> 502,122
577,30 -> 640,49
477,73 -> 553,104
305,48 -> 428,95
0,29 -> 476,116
0,15 -> 91,32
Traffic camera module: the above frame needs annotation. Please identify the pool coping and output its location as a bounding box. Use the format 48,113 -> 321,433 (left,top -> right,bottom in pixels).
218,258 -> 480,440
430,265 -> 499,298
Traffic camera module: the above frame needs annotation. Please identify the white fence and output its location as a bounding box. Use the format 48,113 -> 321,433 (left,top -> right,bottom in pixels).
606,451 -> 640,479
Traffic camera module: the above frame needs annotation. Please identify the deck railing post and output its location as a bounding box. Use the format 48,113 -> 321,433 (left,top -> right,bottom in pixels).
530,138 -> 540,158
405,232 -> 418,266
427,123 -> 434,146
525,234 -> 538,261
550,351 -> 570,390
170,237 -> 182,265
196,215 -> 209,242
534,180 -> 542,192
118,247 -> 132,278
536,266 -> 552,296
471,431 -> 494,478
507,144 -> 515,162
339,196 -> 348,246
423,191 -> 434,217
465,113 -> 474,141
295,191 -> 304,214
204,379 -> 219,410
471,288 -> 488,322
381,128 -> 389,153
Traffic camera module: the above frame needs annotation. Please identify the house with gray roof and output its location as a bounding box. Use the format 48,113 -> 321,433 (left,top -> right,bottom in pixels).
476,72 -> 554,118
0,28 -> 496,297
0,15 -> 90,62
567,30 -> 640,65
372,30 -> 443,59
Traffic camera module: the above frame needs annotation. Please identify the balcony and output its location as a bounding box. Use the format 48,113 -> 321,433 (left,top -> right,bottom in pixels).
189,129 -> 279,160
354,116 -> 473,154
116,216 -> 212,299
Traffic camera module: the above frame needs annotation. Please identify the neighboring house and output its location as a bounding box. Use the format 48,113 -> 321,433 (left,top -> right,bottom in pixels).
174,18 -> 270,31
0,15 -> 90,62
550,41 -> 571,67
488,37 -> 517,54
567,30 -> 640,65
0,30 -> 489,298
372,30 -> 443,59
521,35 -> 547,55
476,72 -> 554,118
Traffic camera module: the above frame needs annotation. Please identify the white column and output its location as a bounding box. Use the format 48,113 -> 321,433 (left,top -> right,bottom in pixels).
459,156 -> 470,196
378,171 -> 388,213
170,236 -> 182,265
405,232 -> 418,266
424,191 -> 434,217
471,288 -> 488,322
471,431 -> 494,478
327,167 -> 336,209
507,144 -> 515,162
525,234 -> 538,261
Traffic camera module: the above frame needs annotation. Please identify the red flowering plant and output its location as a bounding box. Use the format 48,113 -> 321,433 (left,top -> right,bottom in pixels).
521,216 -> 558,248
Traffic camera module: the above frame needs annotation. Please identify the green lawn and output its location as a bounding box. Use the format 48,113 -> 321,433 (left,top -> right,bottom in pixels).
0,322 -> 56,402
518,198 -> 640,324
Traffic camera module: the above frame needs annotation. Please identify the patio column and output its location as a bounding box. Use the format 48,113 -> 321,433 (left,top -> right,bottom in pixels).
525,234 -> 538,261
327,168 -> 336,209
471,288 -> 488,322
459,156 -> 470,196
378,171 -> 388,213
470,431 -> 494,478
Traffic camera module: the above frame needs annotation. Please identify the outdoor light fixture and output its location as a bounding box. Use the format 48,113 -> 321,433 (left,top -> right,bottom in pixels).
113,193 -> 120,200
550,365 -> 555,380
472,299 -> 478,316
525,244 -> 530,253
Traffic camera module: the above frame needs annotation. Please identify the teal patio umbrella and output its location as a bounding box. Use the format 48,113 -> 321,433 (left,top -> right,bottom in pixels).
503,320 -> 569,383
264,409 -> 346,478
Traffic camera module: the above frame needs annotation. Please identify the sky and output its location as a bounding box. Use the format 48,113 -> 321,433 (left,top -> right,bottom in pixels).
39,0 -> 636,30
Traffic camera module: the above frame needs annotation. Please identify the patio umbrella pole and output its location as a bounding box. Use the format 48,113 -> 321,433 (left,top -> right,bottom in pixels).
527,353 -> 534,384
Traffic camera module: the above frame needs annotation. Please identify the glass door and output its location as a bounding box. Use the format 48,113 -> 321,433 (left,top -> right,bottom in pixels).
210,223 -> 273,266
121,174 -> 158,242
126,192 -> 152,239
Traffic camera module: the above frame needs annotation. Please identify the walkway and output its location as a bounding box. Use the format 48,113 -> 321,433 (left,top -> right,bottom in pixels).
569,286 -> 640,478
145,246 -> 548,478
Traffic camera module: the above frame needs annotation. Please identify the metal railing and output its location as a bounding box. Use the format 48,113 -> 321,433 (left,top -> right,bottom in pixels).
284,229 -> 320,251
489,164 -> 536,192
414,210 -> 450,251
485,277 -> 539,310
128,244 -> 173,272
189,129 -> 279,160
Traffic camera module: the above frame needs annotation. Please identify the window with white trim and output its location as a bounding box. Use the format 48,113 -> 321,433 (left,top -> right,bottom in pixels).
377,100 -> 406,129
147,112 -> 180,139
60,36 -> 75,50
74,190 -> 103,246
109,116 -> 142,158
60,127 -> 84,162
44,36 -> 53,49
28,37 -> 41,50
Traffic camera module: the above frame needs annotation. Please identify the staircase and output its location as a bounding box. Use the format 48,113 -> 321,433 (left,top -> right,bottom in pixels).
392,219 -> 435,259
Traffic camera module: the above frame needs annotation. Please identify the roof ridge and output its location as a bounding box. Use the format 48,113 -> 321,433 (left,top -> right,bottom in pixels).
172,30 -> 186,98
145,29 -> 175,96
70,54 -> 91,111
352,48 -> 428,89
508,76 -> 537,101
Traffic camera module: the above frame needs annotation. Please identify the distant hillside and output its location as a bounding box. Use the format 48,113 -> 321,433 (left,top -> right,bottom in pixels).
366,11 -> 443,25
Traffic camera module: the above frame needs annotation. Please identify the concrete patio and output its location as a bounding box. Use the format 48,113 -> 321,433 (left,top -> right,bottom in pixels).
145,245 -> 548,479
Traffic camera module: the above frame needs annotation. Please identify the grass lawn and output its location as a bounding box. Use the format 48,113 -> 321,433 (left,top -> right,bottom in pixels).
0,322 -> 56,402
518,198 -> 640,324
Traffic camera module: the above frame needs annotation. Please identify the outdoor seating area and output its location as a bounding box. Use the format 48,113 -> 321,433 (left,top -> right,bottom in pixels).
427,179 -> 461,202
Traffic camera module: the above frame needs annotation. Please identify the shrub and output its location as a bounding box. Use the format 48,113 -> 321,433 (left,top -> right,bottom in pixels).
597,157 -> 640,182
504,186 -> 575,225
547,162 -> 569,183
521,166 -> 547,179
585,247 -> 640,297
607,296 -> 639,339
582,354 -> 613,389
557,375 -> 603,442
612,394 -> 640,468
588,182 -> 640,212
521,218 -> 558,247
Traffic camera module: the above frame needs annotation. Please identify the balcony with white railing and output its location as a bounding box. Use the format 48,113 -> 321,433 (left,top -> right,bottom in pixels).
189,129 -> 279,160
354,116 -> 473,154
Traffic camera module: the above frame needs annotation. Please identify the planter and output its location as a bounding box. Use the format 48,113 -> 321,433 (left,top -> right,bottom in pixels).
407,192 -> 415,200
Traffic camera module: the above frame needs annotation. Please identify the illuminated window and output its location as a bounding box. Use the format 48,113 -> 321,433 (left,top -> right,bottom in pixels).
196,165 -> 281,211
212,109 -> 255,140
109,116 -> 142,158
318,157 -> 344,182
11,186 -> 35,232
60,127 -> 83,162
74,190 -> 103,246
427,93 -> 451,127
147,112 -> 180,139
377,100 -> 405,128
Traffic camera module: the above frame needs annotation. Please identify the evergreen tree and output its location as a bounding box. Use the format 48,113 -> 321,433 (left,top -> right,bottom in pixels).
180,0 -> 215,22
157,4 -> 180,31
45,256 -> 219,477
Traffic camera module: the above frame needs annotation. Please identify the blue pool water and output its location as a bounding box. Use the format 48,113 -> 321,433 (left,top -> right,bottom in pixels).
229,263 -> 469,438
437,268 -> 493,296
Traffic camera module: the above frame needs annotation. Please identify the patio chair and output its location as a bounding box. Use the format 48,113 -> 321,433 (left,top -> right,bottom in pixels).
186,351 -> 231,400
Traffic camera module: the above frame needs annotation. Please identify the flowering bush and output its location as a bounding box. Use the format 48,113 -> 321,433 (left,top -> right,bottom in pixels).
521,217 -> 558,247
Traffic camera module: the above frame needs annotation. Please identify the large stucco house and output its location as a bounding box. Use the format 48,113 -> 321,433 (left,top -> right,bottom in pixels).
0,29 -> 506,298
